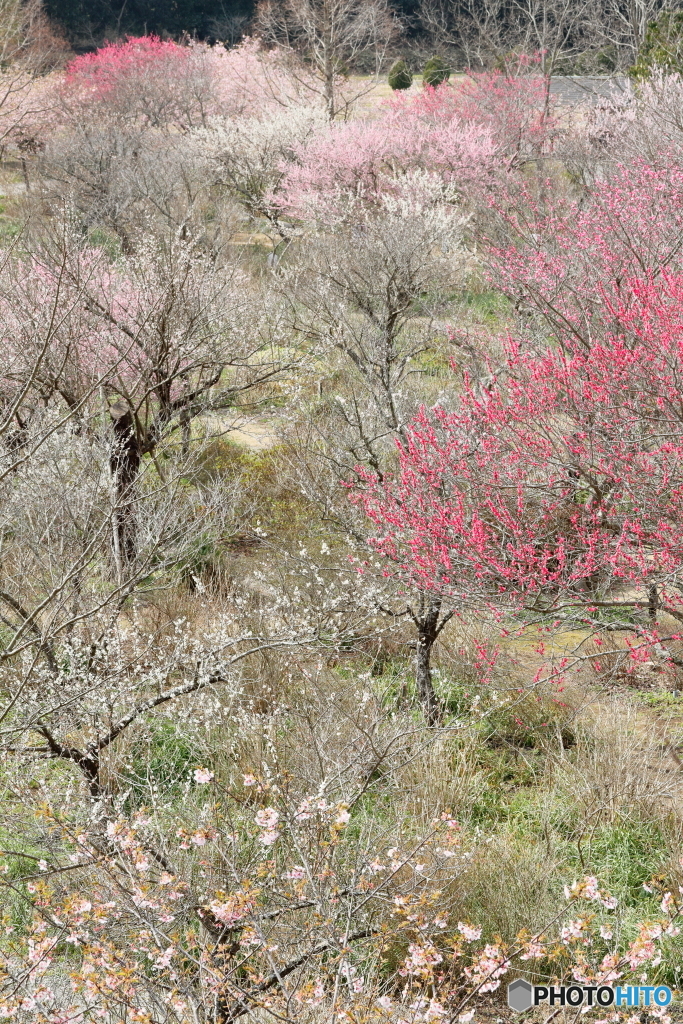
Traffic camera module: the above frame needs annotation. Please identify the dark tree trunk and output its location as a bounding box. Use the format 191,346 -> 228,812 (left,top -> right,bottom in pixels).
4,411 -> 29,469
109,403 -> 141,569
180,406 -> 191,459
413,595 -> 444,727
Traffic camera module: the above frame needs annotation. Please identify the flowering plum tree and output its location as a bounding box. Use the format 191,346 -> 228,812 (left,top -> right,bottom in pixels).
278,61 -> 560,232
280,109 -> 494,225
274,76 -> 545,724
64,35 -> 203,127
197,102 -> 326,244
390,57 -> 558,168
567,70 -> 683,177
60,35 -> 321,133
485,158 -> 683,348
0,235 -> 285,566
353,273 -> 683,676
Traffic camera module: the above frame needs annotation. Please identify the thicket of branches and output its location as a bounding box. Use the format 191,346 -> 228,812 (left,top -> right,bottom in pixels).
1,6 -> 683,1023
41,0 -> 683,75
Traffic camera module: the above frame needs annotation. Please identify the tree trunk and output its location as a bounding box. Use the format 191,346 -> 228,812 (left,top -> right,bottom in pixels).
180,405 -> 191,459
414,596 -> 443,727
109,402 -> 141,571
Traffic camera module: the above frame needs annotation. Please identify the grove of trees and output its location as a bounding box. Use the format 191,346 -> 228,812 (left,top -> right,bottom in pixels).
2,1 -> 683,1021
39,0 -> 683,76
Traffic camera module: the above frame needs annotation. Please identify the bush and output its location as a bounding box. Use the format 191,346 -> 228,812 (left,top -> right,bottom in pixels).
388,58 -> 413,91
422,55 -> 451,88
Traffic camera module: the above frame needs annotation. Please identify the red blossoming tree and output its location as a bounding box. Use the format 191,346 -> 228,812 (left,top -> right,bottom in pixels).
353,272 -> 683,686
484,158 -> 683,349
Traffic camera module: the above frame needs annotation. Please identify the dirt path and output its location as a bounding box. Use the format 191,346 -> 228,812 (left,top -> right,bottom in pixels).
224,416 -> 279,450
200,413 -> 280,450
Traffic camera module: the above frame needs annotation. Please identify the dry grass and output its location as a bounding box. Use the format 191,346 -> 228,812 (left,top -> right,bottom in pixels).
580,634 -> 682,692
556,699 -> 683,825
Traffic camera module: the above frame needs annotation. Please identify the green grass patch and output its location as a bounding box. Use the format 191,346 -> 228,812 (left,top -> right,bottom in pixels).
120,719 -> 202,810
458,287 -> 511,323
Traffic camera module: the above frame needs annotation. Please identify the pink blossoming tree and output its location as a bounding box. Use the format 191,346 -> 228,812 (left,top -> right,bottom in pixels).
353,272 -> 683,678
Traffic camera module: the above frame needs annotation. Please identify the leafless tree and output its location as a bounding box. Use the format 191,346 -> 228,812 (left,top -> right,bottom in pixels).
415,0 -> 517,68
415,0 -> 677,72
594,0 -> 680,67
36,125 -> 223,253
272,194 -> 466,723
210,5 -> 251,44
256,0 -> 400,119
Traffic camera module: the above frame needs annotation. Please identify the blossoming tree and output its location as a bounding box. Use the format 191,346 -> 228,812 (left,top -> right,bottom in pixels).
353,272 -> 683,678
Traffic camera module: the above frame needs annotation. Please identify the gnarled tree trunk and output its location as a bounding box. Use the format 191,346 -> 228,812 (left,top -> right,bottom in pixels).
411,594 -> 451,727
